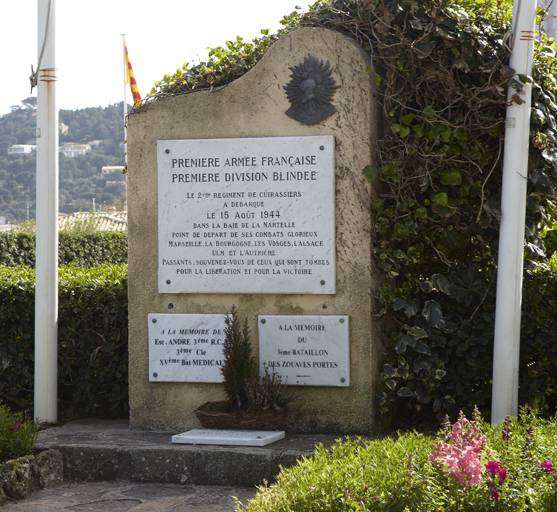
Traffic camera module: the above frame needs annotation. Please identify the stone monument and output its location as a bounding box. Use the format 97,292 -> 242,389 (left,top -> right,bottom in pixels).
126,27 -> 382,433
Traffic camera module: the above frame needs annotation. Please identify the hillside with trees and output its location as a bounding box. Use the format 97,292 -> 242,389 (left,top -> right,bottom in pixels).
0,98 -> 127,224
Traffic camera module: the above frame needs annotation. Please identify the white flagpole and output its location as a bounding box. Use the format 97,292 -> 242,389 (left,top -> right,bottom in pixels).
491,0 -> 537,423
122,34 -> 128,164
35,0 -> 59,423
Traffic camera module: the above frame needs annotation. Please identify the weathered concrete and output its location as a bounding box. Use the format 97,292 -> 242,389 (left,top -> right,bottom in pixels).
34,419 -> 343,487
127,27 -> 381,434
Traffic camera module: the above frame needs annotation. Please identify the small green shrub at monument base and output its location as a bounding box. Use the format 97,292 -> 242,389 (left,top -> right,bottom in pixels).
0,402 -> 39,463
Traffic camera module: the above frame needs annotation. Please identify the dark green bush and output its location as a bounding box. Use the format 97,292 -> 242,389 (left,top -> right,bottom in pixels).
0,264 -> 128,417
0,231 -> 127,267
375,258 -> 557,425
520,260 -> 557,412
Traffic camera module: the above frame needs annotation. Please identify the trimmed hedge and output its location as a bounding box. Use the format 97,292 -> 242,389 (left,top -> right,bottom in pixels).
0,264 -> 128,417
0,232 -> 127,267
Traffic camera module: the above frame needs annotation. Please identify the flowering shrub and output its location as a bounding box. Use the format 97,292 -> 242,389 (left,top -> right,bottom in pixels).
430,413 -> 486,486
238,408 -> 557,511
0,401 -> 39,463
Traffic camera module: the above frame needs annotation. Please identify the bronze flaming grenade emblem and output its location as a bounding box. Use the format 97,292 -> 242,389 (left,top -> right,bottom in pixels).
284,54 -> 339,125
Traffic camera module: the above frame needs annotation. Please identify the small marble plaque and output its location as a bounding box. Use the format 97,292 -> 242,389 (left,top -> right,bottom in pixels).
157,136 -> 335,294
258,315 -> 350,386
172,428 -> 285,446
148,314 -> 227,382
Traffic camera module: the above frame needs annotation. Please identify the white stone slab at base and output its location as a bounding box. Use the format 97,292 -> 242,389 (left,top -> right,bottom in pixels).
171,428 -> 285,446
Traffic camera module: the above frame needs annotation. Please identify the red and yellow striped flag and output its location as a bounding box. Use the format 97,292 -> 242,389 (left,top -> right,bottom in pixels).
124,43 -> 141,105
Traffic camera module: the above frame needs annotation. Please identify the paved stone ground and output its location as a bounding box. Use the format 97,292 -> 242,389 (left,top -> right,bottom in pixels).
1,481 -> 257,512
1,419 -> 347,511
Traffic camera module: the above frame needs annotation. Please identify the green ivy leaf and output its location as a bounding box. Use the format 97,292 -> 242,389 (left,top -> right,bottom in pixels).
393,297 -> 418,317
440,168 -> 462,186
383,364 -> 397,378
397,387 -> 416,397
399,113 -> 416,125
399,125 -> 411,137
434,192 -> 449,206
413,340 -> 432,355
412,125 -> 425,137
422,300 -> 445,328
380,164 -> 399,182
432,274 -> 451,293
385,378 -> 397,390
363,165 -> 379,182
393,223 -> 410,239
518,74 -> 533,84
415,207 -> 428,219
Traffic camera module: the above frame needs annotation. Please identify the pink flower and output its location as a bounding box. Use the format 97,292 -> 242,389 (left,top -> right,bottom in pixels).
543,460 -> 555,473
498,468 -> 507,484
486,461 -> 500,476
430,417 -> 487,487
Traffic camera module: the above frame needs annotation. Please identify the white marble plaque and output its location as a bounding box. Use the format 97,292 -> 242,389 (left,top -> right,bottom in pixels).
258,315 -> 349,387
148,314 -> 227,382
172,428 -> 285,446
157,136 -> 335,294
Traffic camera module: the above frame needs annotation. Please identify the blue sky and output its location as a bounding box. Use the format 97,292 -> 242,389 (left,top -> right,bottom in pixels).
0,0 -> 305,116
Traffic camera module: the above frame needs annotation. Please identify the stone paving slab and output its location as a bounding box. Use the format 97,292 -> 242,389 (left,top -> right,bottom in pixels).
0,481 -> 257,512
1,418 -> 349,511
35,419 -> 342,487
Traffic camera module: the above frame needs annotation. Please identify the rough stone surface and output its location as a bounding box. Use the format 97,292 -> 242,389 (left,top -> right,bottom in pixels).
34,449 -> 64,489
127,27 -> 382,434
0,481 -> 257,512
0,449 -> 63,504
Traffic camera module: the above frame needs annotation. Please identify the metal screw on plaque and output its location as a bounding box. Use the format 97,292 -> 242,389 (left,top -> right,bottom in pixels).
320,280 -> 326,285
339,318 -> 345,324
320,145 -> 324,150
153,373 -> 158,378
340,377 -> 346,383
165,149 -> 170,154
168,303 -> 174,309
166,280 -> 171,284
261,319 -> 266,324
152,318 -> 157,323
322,304 -> 327,309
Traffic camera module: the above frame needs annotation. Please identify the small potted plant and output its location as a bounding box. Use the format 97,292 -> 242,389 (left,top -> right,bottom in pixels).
194,306 -> 295,430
